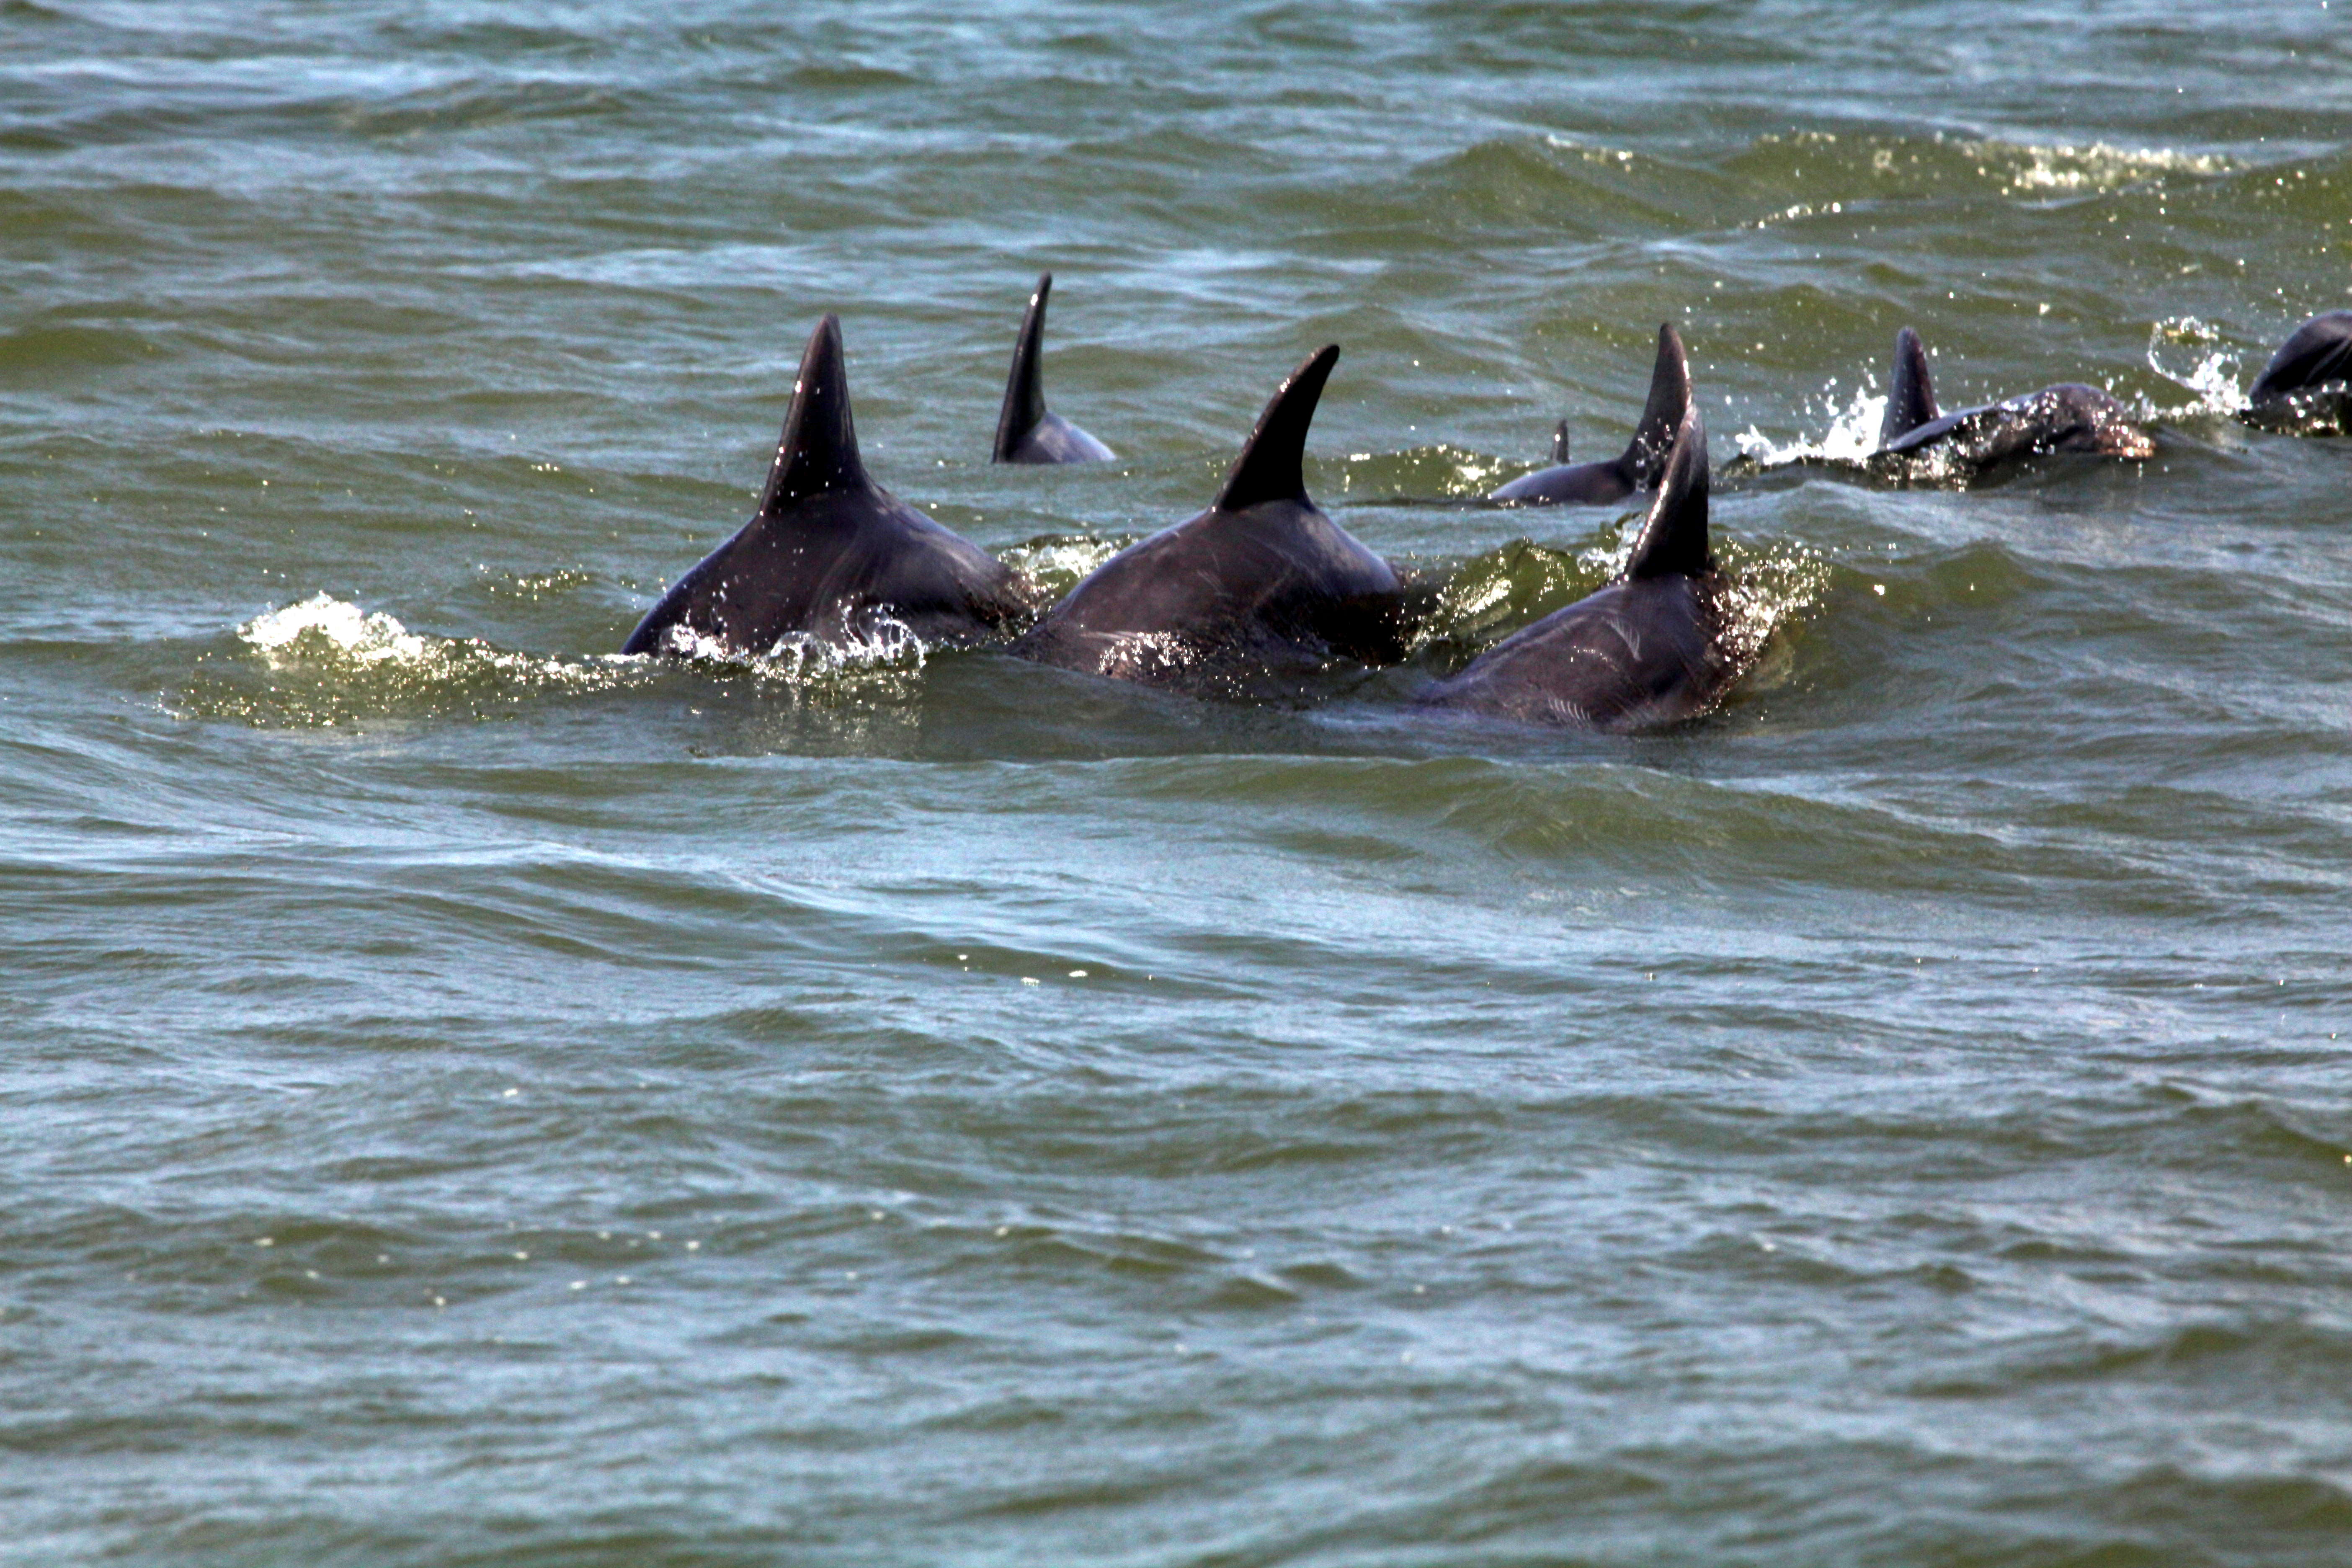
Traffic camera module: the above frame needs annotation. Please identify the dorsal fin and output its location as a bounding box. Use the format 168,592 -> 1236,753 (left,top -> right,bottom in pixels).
1623,405 -> 1710,581
1214,344 -> 1339,511
1549,419 -> 1571,464
992,273 -> 1052,462
1619,323 -> 1691,486
758,315 -> 869,512
1880,326 -> 1939,445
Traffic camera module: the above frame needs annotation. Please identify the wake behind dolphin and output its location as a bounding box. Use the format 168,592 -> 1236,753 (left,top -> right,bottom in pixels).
624,315 -> 1040,659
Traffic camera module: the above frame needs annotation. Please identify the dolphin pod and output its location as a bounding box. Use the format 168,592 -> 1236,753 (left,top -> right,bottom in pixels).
623,291 -> 2347,730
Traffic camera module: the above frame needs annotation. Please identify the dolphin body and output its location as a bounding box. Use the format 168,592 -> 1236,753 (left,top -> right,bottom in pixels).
1489,324 -> 1690,505
2241,310 -> 2352,435
992,273 -> 1116,464
1009,345 -> 1409,698
1872,326 -> 2155,476
623,315 -> 1039,658
1421,405 -> 1732,731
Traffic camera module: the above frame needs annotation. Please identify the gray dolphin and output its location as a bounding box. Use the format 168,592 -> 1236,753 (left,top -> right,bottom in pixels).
992,273 -> 1116,464
1873,326 -> 2155,474
1421,404 -> 1732,730
2242,310 -> 2352,434
1008,344 -> 1408,696
1489,324 -> 1690,505
624,315 -> 1039,658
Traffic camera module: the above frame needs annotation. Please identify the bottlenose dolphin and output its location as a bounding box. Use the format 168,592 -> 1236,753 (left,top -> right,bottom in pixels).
1009,344 -> 1408,696
1872,326 -> 2155,474
1490,324 -> 1690,505
624,315 -> 1039,658
993,273 -> 1116,464
1422,405 -> 1733,730
2242,309 -> 2352,433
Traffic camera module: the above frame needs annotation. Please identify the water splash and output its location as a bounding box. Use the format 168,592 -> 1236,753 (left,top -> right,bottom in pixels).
1735,380 -> 1888,467
2146,316 -> 2247,416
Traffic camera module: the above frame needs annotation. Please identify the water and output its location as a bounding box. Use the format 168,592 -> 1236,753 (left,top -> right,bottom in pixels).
5,3 -> 2351,1563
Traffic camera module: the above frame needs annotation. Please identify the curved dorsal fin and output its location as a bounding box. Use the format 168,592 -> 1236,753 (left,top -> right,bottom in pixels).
1623,405 -> 1709,581
1619,322 -> 1691,486
1880,326 -> 1939,445
1214,344 -> 1339,511
1549,419 -> 1571,465
992,273 -> 1052,462
758,315 -> 869,512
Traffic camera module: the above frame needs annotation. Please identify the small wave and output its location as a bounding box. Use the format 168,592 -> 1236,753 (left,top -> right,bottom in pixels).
2145,316 -> 2248,416
183,593 -> 927,728
1333,444 -> 1514,499
1955,136 -> 2233,196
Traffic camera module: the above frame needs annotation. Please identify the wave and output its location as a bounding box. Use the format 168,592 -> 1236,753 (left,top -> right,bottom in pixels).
175,593 -> 929,728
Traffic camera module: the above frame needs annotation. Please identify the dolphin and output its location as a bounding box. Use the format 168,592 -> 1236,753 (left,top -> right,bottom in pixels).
1489,324 -> 1690,505
623,315 -> 1039,658
1008,344 -> 1408,697
2241,309 -> 2352,433
992,273 -> 1116,464
1421,404 -> 1733,730
1872,325 -> 2155,474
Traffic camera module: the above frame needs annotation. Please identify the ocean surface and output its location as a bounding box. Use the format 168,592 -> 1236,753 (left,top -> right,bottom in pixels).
5,3 -> 2351,1563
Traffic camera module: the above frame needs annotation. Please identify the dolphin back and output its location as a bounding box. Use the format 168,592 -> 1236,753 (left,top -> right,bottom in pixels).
626,314 -> 1037,656
2248,310 -> 2352,405
1012,343 -> 1408,693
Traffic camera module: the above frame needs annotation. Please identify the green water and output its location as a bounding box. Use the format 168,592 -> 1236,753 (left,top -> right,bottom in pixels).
4,3 -> 2351,1564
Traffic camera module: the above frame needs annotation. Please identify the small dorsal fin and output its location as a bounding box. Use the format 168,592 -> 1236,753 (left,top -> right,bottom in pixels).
1549,419 -> 1571,464
758,315 -> 870,512
1619,323 -> 1691,486
992,273 -> 1052,462
1214,344 -> 1339,511
1880,326 -> 1939,445
1623,405 -> 1709,581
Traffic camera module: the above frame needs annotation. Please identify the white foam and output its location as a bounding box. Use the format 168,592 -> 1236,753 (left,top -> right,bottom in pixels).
240,591 -> 430,665
1735,381 -> 1888,467
646,611 -> 928,680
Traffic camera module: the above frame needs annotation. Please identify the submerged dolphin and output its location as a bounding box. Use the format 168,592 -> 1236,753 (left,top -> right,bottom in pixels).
1009,344 -> 1408,696
1422,405 -> 1733,730
993,273 -> 1116,464
624,315 -> 1039,658
1872,326 -> 2155,475
2242,309 -> 2352,433
1490,324 -> 1691,505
